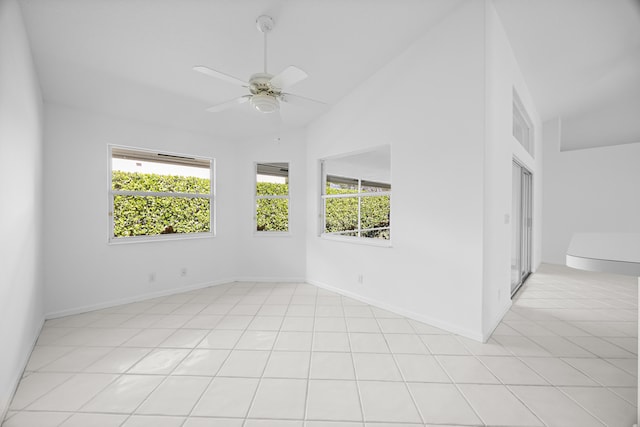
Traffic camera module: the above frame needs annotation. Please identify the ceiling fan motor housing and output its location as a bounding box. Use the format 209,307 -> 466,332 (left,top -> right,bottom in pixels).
248,73 -> 280,113
249,73 -> 279,95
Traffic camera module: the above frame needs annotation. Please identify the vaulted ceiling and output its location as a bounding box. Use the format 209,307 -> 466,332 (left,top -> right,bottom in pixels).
493,0 -> 640,151
19,0 -> 640,149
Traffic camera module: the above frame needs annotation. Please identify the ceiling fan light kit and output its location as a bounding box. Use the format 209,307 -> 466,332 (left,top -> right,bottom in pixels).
194,14 -> 324,116
250,93 -> 279,113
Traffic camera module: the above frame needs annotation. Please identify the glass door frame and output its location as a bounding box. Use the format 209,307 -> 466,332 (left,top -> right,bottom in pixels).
511,159 -> 533,297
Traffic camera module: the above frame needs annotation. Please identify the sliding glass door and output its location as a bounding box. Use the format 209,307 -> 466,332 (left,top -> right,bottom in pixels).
511,160 -> 532,296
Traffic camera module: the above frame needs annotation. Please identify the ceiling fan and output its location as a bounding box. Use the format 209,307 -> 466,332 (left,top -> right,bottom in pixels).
194,15 -> 324,115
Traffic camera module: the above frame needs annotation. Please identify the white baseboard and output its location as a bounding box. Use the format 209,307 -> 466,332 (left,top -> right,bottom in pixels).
234,276 -> 306,283
307,279 -> 484,342
1,317 -> 45,422
45,278 -> 235,319
45,275 -> 308,319
44,275 -> 494,342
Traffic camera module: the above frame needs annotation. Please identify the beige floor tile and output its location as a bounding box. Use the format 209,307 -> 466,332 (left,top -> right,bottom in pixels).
172,349 -> 229,376
9,372 -> 73,410
460,384 -> 543,426
310,352 -> 356,380
82,374 -> 164,413
58,413 -> 127,427
307,380 -> 362,421
263,351 -> 310,378
137,376 -> 210,416
191,377 -> 259,417
561,386 -> 636,427
509,385 -> 604,427
27,373 -> 116,411
247,378 -> 307,419
408,382 -> 481,425
122,415 -> 185,427
358,381 -> 422,423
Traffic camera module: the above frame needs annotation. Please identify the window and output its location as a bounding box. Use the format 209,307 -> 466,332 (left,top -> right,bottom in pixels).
320,146 -> 391,242
109,146 -> 214,242
513,89 -> 534,156
255,162 -> 289,233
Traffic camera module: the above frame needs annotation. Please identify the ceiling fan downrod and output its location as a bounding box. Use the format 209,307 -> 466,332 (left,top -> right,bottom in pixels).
256,15 -> 274,74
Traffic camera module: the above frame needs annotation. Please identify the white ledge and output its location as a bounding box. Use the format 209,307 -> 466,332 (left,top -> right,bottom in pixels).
566,232 -> 640,277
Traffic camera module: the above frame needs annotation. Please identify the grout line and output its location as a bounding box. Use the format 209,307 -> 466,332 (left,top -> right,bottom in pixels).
241,283 -> 296,426
179,284 -> 251,426
302,284 -> 319,423
343,296 -> 366,424
373,315 -> 427,426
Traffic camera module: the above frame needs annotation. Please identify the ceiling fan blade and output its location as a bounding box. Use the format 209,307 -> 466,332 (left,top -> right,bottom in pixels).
280,93 -> 326,108
270,66 -> 308,90
193,66 -> 248,87
205,95 -> 251,113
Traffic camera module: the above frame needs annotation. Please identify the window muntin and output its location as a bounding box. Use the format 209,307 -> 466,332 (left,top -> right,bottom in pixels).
321,147 -> 391,242
255,162 -> 289,233
109,146 -> 214,241
513,89 -> 534,157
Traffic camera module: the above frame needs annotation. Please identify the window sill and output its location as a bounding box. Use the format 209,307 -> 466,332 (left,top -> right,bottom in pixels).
108,232 -> 214,245
320,234 -> 392,248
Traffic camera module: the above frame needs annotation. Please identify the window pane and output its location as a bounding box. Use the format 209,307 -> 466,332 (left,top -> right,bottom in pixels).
256,181 -> 288,196
360,229 -> 390,239
256,199 -> 289,232
360,181 -> 391,193
113,195 -> 210,237
256,163 -> 289,196
327,175 -> 358,192
112,169 -> 210,194
321,146 -> 391,241
324,196 -> 358,234
360,195 -> 390,239
512,90 -> 533,156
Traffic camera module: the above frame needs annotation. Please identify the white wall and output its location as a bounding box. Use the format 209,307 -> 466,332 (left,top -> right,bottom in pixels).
481,2 -> 542,339
43,104 -> 240,316
0,0 -> 44,417
306,1 -> 487,340
234,130 -> 307,281
43,106 -> 308,317
542,118 -> 640,264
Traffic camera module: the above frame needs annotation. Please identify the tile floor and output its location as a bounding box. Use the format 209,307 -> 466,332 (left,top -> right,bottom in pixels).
2,263 -> 637,426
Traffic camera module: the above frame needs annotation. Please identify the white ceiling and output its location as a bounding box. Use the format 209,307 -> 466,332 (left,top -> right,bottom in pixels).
18,0 -> 462,141
19,0 -> 640,149
493,0 -> 640,151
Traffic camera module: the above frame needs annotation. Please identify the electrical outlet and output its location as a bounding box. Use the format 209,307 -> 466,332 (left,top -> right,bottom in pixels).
149,273 -> 156,283
357,274 -> 364,284
180,268 -> 187,277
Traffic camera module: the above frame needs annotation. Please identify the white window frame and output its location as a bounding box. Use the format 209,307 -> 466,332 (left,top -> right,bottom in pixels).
108,145 -> 215,243
513,89 -> 534,157
254,162 -> 290,236
320,160 -> 392,247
